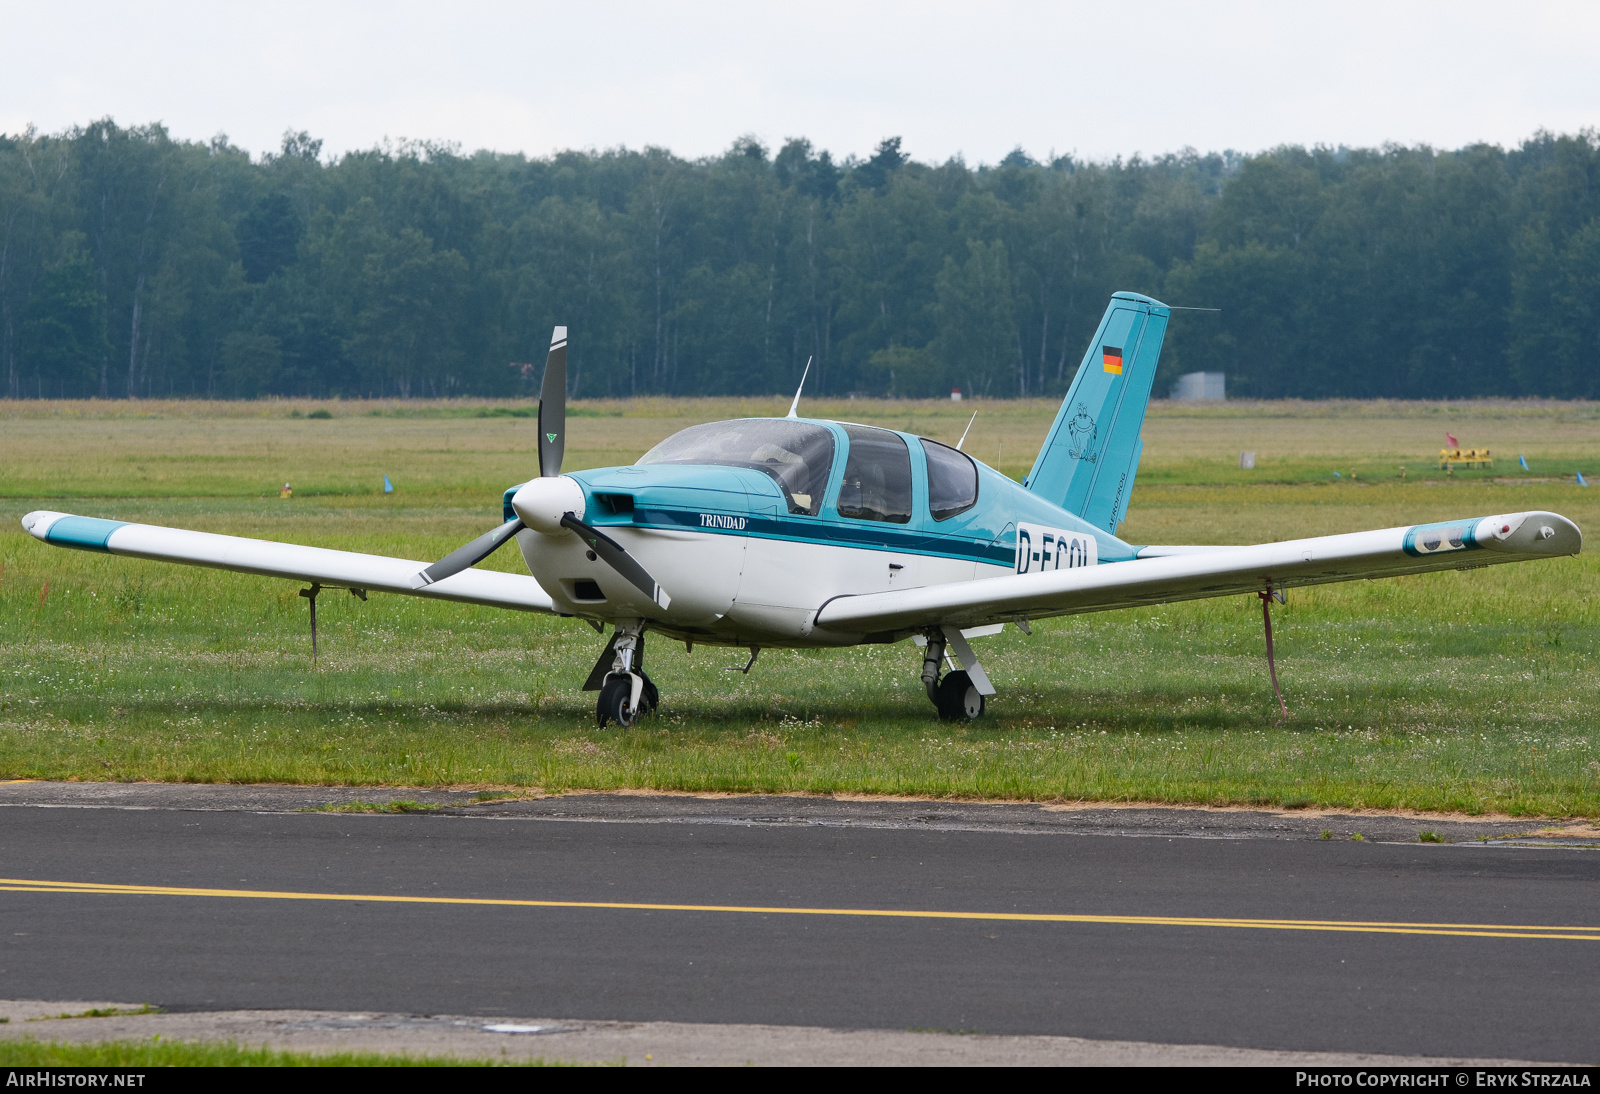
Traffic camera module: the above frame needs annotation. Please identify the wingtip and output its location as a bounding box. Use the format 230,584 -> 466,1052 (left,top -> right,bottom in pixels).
20,510 -> 63,540
1477,511 -> 1582,557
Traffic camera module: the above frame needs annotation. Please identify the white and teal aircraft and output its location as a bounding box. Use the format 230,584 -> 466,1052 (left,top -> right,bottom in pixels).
22,293 -> 1583,725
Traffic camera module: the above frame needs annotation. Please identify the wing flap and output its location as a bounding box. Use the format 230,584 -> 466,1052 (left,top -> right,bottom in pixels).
21,511 -> 555,614
814,511 -> 1581,635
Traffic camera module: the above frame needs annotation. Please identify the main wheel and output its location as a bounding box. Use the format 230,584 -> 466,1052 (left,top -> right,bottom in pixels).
597,674 -> 640,728
935,671 -> 984,722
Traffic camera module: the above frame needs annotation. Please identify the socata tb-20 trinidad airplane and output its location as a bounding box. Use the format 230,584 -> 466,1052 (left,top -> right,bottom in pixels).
22,293 -> 1584,726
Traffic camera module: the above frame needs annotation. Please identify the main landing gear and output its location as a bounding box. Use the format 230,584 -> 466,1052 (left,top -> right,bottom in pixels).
920,629 -> 989,722
585,623 -> 658,728
582,623 -> 995,726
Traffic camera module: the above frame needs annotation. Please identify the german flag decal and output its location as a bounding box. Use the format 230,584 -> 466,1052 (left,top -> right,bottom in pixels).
1102,345 -> 1123,374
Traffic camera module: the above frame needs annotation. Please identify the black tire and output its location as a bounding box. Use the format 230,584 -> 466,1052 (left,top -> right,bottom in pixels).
638,670 -> 659,714
597,674 -> 640,728
935,671 -> 985,722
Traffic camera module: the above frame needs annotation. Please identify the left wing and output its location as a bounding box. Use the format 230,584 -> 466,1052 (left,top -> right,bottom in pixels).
21,511 -> 555,613
814,510 -> 1581,636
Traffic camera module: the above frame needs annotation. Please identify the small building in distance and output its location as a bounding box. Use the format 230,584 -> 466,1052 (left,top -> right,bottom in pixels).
1173,371 -> 1226,401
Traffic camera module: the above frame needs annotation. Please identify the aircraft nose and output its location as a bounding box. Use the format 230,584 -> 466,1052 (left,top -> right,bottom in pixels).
512,476 -> 587,534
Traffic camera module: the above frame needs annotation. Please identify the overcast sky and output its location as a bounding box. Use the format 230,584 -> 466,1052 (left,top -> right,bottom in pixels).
3,1 -> 1597,165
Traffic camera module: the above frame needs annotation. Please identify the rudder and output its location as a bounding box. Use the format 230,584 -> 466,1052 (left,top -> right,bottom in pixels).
1024,292 -> 1170,532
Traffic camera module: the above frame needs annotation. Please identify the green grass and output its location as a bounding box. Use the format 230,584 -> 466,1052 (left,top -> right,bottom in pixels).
31,1006 -> 161,1020
2,397 -> 1598,816
0,1036 -> 568,1066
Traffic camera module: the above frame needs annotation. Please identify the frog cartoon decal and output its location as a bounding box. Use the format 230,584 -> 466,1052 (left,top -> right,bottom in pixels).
1066,402 -> 1097,462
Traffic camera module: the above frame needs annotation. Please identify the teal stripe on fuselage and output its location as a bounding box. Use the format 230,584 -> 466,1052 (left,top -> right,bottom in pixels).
625,506 -> 1014,565
44,516 -> 128,552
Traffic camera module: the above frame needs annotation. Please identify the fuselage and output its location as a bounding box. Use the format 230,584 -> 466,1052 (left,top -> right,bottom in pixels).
510,416 -> 1137,649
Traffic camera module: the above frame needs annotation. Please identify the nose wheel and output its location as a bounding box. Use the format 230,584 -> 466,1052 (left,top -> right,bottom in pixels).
597,670 -> 658,728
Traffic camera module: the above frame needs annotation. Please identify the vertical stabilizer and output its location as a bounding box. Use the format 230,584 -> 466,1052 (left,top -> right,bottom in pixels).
1024,292 -> 1170,532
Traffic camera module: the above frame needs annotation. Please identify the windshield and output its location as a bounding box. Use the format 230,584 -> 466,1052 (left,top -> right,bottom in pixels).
638,419 -> 835,515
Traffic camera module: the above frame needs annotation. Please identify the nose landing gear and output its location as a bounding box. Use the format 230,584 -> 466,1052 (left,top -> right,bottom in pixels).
585,623 -> 658,728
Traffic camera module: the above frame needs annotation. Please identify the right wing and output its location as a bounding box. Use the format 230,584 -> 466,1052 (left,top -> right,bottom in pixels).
21,511 -> 555,614
814,510 -> 1581,636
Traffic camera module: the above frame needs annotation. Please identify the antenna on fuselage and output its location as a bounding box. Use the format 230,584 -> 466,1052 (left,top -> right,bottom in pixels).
785,357 -> 813,419
956,410 -> 977,451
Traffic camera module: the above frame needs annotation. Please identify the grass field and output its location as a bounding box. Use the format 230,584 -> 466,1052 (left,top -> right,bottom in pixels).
2,396 -> 1598,816
0,1036 -> 563,1066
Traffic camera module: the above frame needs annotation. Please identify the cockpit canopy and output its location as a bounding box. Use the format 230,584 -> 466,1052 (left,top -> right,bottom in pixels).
638,419 -> 835,515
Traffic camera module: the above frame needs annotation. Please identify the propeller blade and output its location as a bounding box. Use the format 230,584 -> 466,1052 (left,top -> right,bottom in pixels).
412,517 -> 524,588
560,513 -> 671,610
538,327 -> 567,477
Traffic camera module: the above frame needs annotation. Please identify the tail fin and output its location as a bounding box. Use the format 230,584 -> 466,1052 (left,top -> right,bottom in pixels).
1024,292 -> 1170,532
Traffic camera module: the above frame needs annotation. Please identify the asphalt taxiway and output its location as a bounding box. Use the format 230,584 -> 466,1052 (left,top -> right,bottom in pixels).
1,782 -> 1595,1064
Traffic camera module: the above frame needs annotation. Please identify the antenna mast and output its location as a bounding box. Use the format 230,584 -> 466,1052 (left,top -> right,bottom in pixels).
786,357 -> 813,419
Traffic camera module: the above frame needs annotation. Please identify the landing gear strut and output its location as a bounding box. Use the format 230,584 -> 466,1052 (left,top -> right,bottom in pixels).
921,629 -> 986,722
298,583 -> 367,666
585,623 -> 658,728
1258,588 -> 1289,724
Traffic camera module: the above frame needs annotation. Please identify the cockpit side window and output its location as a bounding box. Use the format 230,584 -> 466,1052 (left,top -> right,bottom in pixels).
836,425 -> 912,524
920,438 -> 978,521
637,419 -> 834,515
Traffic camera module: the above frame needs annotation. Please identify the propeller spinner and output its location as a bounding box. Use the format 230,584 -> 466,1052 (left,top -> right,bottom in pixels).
411,327 -> 671,610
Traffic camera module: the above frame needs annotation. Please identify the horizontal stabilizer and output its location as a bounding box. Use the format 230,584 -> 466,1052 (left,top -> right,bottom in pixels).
21,511 -> 555,614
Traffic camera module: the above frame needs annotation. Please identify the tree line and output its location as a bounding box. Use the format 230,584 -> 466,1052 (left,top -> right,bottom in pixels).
2,120 -> 1597,401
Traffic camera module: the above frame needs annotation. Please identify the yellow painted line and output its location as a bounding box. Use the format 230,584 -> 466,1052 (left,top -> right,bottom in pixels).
2,877 -> 1597,941
0,779 -> 36,785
